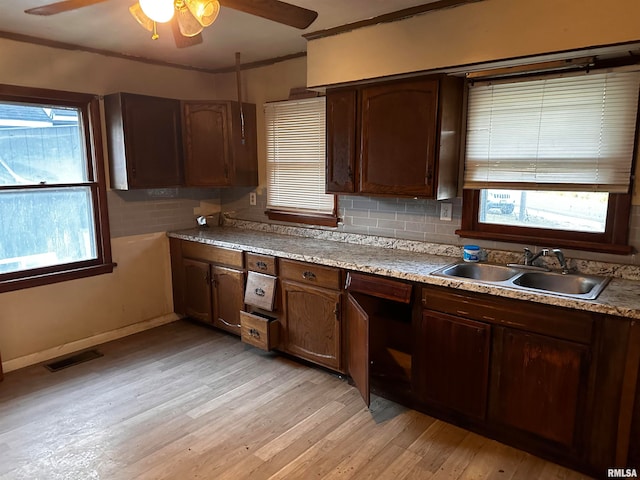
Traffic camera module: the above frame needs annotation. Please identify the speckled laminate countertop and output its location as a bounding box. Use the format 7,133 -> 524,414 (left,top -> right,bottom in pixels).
168,227 -> 640,320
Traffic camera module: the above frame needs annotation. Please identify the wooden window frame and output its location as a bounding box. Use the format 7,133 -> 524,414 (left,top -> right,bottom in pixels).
0,84 -> 114,293
265,97 -> 338,228
456,189 -> 633,255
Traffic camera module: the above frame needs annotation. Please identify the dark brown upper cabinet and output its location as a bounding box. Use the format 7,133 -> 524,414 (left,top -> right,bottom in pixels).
182,101 -> 258,187
105,92 -> 184,190
326,75 -> 463,199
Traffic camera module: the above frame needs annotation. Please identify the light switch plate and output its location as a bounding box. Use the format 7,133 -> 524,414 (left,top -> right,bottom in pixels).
440,202 -> 452,221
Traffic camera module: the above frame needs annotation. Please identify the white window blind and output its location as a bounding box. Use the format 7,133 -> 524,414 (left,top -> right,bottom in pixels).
464,69 -> 640,192
265,97 -> 334,215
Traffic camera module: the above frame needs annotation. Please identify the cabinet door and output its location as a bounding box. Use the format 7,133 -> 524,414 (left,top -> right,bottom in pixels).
281,280 -> 342,371
360,79 -> 438,197
489,327 -> 589,447
183,258 -> 212,323
212,265 -> 245,335
346,293 -> 370,406
183,102 -> 232,186
106,93 -> 184,189
629,366 -> 640,467
326,89 -> 357,193
416,310 -> 491,419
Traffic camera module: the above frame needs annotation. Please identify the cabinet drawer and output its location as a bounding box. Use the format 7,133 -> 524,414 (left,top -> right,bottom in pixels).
246,252 -> 277,275
422,285 -> 593,344
240,311 -> 279,351
244,272 -> 277,311
346,272 -> 412,303
280,259 -> 342,290
181,241 -> 243,268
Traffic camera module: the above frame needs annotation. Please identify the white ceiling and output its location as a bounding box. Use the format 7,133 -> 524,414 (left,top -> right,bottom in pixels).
0,0 -> 438,71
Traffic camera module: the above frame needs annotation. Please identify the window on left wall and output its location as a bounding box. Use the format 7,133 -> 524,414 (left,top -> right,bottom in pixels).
0,85 -> 113,293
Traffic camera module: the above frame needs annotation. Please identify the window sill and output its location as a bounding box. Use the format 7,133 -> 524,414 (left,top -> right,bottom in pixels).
266,210 -> 339,228
455,229 -> 634,255
0,263 -> 116,294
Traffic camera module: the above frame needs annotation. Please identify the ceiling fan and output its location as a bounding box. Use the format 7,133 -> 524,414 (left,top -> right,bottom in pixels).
24,0 -> 319,48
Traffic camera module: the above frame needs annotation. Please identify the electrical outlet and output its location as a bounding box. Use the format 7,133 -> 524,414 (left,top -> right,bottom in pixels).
440,202 -> 452,221
249,192 -> 257,206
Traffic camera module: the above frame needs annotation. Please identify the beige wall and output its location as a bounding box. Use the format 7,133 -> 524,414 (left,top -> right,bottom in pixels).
0,38 -> 219,97
306,0 -> 640,87
1,233 -> 173,363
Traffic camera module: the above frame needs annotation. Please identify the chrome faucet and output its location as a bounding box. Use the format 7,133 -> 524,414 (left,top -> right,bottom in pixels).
551,248 -> 571,274
523,247 -> 548,266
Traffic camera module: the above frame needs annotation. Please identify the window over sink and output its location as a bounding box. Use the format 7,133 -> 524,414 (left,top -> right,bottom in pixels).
458,67 -> 640,254
0,84 -> 113,292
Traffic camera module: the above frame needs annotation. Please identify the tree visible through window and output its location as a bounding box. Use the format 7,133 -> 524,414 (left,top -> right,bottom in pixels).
0,85 -> 112,292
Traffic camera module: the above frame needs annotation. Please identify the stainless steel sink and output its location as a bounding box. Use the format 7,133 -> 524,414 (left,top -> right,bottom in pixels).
512,271 -> 610,299
432,262 -> 610,300
437,262 -> 522,282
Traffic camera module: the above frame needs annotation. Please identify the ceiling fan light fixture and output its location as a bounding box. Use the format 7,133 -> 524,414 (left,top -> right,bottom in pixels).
139,0 -> 175,23
129,3 -> 154,32
175,4 -> 204,37
185,0 -> 219,27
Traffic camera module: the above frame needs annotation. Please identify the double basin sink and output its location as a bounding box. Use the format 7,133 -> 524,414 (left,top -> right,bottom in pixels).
432,262 -> 610,300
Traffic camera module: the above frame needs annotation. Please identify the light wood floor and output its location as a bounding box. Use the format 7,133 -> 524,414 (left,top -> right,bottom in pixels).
0,320 -> 594,480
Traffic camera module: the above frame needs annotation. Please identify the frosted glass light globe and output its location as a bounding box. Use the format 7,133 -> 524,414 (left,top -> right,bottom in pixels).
139,0 -> 175,23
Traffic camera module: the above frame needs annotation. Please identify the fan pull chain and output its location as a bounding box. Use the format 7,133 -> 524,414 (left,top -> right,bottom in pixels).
235,52 -> 246,145
151,21 -> 159,40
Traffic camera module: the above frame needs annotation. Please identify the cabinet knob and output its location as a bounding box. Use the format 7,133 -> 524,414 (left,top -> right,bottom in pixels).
256,261 -> 268,270
248,328 -> 260,339
302,271 -> 316,280
255,288 -> 266,297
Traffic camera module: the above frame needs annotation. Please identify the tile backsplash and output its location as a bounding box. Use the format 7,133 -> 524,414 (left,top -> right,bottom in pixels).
106,185 -> 640,267
108,188 -> 221,238
220,189 -> 640,266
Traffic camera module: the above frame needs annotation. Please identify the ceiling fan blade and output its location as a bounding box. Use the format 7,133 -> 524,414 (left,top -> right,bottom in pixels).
219,0 -> 317,29
171,18 -> 204,48
25,0 -> 111,16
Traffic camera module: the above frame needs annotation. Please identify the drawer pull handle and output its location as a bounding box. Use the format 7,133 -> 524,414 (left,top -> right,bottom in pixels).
255,288 -> 266,297
302,271 -> 316,280
249,328 -> 261,339
256,261 -> 268,270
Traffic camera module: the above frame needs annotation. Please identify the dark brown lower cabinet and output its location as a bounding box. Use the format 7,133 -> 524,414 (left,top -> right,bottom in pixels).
280,280 -> 342,371
624,321 -> 640,468
169,239 -> 245,336
346,293 -> 369,406
183,258 -> 213,323
345,273 -> 414,407
212,265 -> 245,335
416,310 -> 491,420
629,369 -> 640,468
489,327 -> 589,449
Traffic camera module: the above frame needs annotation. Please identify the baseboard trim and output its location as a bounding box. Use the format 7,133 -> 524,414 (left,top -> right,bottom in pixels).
2,313 -> 182,373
